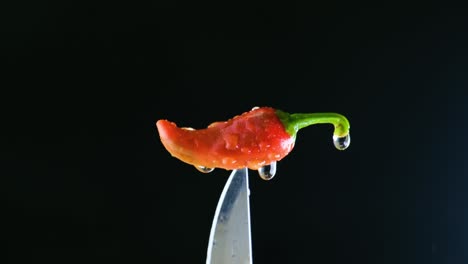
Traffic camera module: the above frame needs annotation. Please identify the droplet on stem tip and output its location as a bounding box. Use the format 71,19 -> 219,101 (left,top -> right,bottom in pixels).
333,134 -> 351,150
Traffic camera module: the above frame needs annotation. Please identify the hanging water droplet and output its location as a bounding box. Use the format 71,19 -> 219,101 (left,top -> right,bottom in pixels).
258,161 -> 277,180
333,133 -> 351,150
195,165 -> 214,173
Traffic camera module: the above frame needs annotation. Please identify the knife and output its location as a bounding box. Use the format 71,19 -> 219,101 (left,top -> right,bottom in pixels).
206,168 -> 253,264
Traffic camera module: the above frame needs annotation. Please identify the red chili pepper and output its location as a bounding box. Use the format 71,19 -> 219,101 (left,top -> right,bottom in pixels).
156,106 -> 350,172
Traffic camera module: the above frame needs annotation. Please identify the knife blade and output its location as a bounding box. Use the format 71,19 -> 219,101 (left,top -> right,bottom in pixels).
206,168 -> 252,264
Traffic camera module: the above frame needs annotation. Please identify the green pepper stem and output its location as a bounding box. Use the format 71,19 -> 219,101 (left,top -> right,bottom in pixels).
276,110 -> 350,139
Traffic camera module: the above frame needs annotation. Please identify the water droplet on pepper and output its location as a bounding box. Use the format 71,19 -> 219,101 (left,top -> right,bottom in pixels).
258,161 -> 277,180
268,153 -> 281,160
195,165 -> 214,173
333,134 -> 351,150
223,134 -> 239,150
222,157 -> 237,165
258,141 -> 271,151
240,147 -> 251,154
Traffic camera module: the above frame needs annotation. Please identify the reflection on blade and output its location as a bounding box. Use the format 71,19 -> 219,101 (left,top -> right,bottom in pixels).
206,168 -> 252,264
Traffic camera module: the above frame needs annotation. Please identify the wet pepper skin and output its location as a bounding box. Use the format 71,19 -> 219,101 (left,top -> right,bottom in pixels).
156,107 -> 294,170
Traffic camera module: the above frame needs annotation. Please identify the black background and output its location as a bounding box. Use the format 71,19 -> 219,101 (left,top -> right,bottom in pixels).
3,2 -> 468,264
